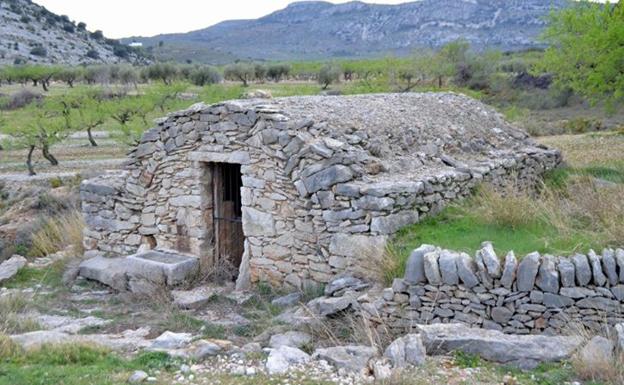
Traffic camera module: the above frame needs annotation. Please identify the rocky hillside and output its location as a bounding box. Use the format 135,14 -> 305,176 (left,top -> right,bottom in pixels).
0,0 -> 141,65
126,0 -> 570,63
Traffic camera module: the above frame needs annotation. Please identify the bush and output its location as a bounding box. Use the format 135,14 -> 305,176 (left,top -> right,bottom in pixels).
267,63 -> 291,82
29,46 -> 47,57
318,64 -> 341,89
62,23 -> 75,33
563,118 -> 603,134
90,30 -> 104,40
112,44 -> 130,59
190,66 -> 221,86
0,89 -> 41,110
85,49 -> 100,60
224,63 -> 255,86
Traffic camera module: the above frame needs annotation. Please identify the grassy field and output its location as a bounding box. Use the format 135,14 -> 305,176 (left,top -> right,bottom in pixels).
387,131 -> 624,279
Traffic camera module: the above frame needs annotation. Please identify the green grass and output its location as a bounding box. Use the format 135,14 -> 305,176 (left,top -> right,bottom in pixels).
0,344 -> 180,385
389,202 -> 598,279
2,263 -> 65,289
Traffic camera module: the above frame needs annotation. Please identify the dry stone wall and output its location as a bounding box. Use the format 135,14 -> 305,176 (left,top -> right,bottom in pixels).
81,93 -> 561,289
360,243 -> 624,335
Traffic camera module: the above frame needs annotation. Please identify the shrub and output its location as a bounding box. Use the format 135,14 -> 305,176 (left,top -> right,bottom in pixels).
224,63 -> 255,86
318,64 -> 341,89
19,15 -> 30,23
112,44 -> 130,59
62,23 -> 75,33
190,66 -> 221,86
77,22 -> 86,31
29,46 -> 47,57
267,63 -> 291,82
90,30 -> 104,40
85,48 -> 100,60
563,118 -> 603,134
1,89 -> 41,110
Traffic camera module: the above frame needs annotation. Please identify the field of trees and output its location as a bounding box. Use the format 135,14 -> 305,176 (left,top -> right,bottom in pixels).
1,42 -> 621,177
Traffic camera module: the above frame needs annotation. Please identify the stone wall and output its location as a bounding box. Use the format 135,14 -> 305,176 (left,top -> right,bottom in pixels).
360,243 -> 624,335
81,94 -> 561,289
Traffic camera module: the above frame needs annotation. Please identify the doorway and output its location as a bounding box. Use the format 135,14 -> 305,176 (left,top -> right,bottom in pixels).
211,162 -> 244,278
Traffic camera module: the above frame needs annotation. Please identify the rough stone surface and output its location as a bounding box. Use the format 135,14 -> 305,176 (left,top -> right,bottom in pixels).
500,251 -> 517,289
587,250 -> 607,286
456,253 -> 479,288
171,286 -> 216,309
602,249 -> 619,286
128,371 -> 149,383
536,255 -> 559,294
419,323 -> 582,369
479,243 -> 501,279
266,346 -> 311,375
516,252 -> 540,292
404,245 -> 436,284
384,334 -> 426,368
313,345 -> 378,372
438,251 -> 459,285
269,331 -> 313,349
271,292 -> 302,308
0,255 -> 27,284
149,331 -> 193,350
572,254 -> 592,286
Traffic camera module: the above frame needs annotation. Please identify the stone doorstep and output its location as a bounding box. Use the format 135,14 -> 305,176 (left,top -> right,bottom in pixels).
79,250 -> 200,290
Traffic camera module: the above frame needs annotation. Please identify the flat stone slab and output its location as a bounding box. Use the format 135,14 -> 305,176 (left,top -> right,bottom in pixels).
419,323 -> 583,369
126,251 -> 199,286
171,286 -> 217,309
79,251 -> 199,290
79,256 -> 127,291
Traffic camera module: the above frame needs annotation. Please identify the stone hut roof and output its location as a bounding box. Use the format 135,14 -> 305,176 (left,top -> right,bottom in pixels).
141,92 -> 553,186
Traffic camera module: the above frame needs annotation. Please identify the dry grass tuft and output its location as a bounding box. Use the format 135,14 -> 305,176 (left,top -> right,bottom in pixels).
0,333 -> 21,359
471,181 -> 543,230
566,323 -> 624,385
0,293 -> 40,334
471,174 -> 624,249
302,307 -> 392,352
30,210 -> 85,257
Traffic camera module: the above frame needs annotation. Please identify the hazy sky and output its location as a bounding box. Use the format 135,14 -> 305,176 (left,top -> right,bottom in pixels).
32,0 -> 409,38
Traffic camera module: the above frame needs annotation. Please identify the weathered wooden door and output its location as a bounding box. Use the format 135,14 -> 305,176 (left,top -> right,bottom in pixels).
212,163 -> 244,274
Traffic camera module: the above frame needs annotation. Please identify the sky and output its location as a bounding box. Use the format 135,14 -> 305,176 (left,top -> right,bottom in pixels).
32,0 -> 409,39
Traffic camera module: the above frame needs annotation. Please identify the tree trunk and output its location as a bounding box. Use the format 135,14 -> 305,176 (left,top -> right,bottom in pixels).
26,145 -> 36,176
42,80 -> 49,92
87,127 -> 98,147
41,144 -> 59,166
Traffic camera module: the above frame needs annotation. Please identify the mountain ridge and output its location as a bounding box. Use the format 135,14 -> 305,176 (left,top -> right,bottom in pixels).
0,0 -> 142,65
124,0 -> 571,64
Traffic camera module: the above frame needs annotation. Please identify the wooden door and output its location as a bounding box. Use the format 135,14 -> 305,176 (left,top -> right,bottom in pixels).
212,163 -> 244,275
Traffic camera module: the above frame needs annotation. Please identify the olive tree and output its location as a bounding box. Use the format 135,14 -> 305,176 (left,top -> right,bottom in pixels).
318,64 -> 341,89
224,63 -> 255,86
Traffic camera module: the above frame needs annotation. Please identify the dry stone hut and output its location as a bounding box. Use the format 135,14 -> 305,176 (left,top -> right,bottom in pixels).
80,93 -> 561,290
